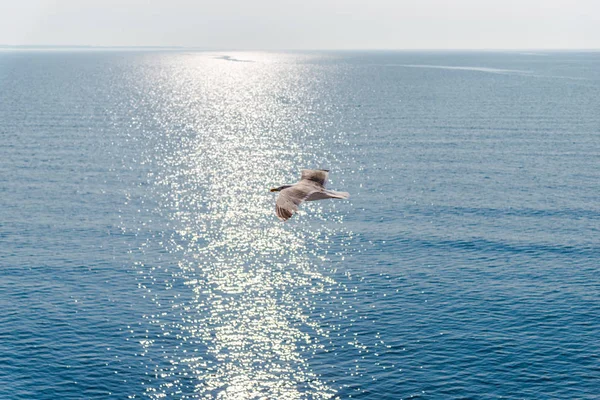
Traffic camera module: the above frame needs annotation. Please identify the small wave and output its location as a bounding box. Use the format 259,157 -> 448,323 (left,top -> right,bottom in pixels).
384,235 -> 599,258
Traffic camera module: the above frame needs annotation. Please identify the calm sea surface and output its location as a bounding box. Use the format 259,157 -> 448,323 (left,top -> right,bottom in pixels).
1,50 -> 599,399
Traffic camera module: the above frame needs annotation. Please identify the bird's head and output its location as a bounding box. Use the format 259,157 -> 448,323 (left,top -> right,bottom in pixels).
270,185 -> 291,192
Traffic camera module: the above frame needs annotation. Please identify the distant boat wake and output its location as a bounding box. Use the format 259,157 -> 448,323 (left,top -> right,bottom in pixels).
392,64 -> 587,80
395,64 -> 530,75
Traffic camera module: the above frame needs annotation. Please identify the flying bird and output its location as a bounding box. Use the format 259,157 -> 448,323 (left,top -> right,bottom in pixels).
270,169 -> 350,221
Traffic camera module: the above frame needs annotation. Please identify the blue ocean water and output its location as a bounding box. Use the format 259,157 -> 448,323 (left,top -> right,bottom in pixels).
1,50 -> 599,399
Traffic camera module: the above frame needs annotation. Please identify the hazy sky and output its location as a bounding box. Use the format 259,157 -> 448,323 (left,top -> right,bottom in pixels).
1,0 -> 599,49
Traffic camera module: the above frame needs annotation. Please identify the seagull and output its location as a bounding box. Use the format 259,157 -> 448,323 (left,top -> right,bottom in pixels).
270,169 -> 350,221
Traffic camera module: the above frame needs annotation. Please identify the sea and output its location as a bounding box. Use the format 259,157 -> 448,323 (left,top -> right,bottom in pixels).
1,50 -> 599,399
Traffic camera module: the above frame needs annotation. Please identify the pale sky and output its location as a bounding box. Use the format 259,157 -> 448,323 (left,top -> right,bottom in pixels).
1,0 -> 599,49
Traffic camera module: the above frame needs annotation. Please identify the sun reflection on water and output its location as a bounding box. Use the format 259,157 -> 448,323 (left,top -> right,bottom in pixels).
125,52 -> 350,399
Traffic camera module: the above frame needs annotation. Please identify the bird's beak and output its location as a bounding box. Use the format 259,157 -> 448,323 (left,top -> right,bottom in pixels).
270,188 -> 278,192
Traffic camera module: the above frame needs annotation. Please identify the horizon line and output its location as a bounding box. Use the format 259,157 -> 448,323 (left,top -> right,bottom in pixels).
1,44 -> 600,52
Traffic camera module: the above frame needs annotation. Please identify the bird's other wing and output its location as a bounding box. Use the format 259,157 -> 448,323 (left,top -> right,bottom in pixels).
306,189 -> 350,201
300,169 -> 329,187
275,183 -> 318,221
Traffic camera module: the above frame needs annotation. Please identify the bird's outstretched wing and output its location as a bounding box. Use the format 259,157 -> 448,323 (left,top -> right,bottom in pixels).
275,183 -> 319,221
300,169 -> 329,187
